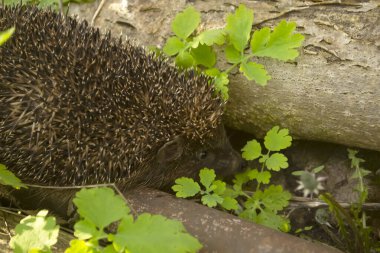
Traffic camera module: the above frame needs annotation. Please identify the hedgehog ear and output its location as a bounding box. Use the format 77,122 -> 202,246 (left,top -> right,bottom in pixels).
157,136 -> 184,165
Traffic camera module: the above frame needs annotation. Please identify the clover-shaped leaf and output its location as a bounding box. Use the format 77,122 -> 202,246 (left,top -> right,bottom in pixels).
265,153 -> 288,171
264,126 -> 292,151
172,178 -> 201,198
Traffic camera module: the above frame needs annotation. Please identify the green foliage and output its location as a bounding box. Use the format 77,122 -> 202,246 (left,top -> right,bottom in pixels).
347,149 -> 371,202
320,193 -> 380,253
0,163 -> 27,189
171,6 -> 200,40
294,225 -> 313,234
9,210 -> 59,253
162,4 -> 304,99
250,20 -> 304,61
225,4 -> 253,52
173,168 -> 236,209
263,126 -> 292,151
318,150 -> 379,253
173,126 -> 293,231
109,213 -> 201,253
0,27 -> 15,46
172,177 -> 201,198
10,187 -> 202,253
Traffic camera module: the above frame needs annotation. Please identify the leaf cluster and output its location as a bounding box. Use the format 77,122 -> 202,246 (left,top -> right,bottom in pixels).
347,148 -> 371,204
320,193 -> 380,253
9,187 -> 202,253
163,4 -> 304,100
172,126 -> 293,231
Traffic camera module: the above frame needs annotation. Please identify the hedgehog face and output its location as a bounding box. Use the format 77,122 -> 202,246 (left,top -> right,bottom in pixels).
153,126 -> 242,187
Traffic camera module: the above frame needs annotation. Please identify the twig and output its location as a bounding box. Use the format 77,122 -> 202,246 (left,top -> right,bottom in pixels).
91,0 -> 106,26
290,196 -> 380,211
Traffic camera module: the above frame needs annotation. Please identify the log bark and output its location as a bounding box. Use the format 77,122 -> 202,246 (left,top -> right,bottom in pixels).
123,188 -> 343,253
0,187 -> 344,253
69,0 -> 380,151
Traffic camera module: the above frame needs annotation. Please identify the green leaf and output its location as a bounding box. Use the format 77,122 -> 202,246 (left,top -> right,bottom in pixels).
73,187 -> 129,229
312,165 -> 325,174
191,44 -> 216,68
264,126 -> 292,151
220,196 -> 239,211
103,245 -> 118,253
247,169 -> 271,184
73,220 -> 102,240
212,180 -> 226,195
255,185 -> 291,212
351,168 -> 372,179
214,73 -> 229,100
64,239 -> 94,253
225,4 -> 253,51
37,0 -> 60,8
241,140 -> 262,161
201,193 -> 224,208
175,51 -> 195,68
252,209 -> 290,231
163,36 -> 185,56
265,153 -> 288,171
193,29 -> 225,47
292,170 -> 306,176
0,27 -> 14,46
111,214 -> 202,253
250,20 -> 304,61
223,187 -> 240,199
205,68 -> 220,77
240,61 -> 271,86
239,208 -> 258,221
233,169 -> 253,189
172,177 -> 201,198
0,164 -> 26,189
172,6 -> 201,39
347,148 -> 365,169
199,168 -> 216,191
259,154 -> 269,164
9,210 -> 59,253
206,69 -> 229,100
225,44 -> 242,64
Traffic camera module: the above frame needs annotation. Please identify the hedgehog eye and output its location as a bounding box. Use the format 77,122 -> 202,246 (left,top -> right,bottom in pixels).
197,150 -> 208,160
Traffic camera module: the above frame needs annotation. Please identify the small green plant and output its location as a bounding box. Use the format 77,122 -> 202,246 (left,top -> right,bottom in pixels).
292,165 -> 326,198
162,4 -> 304,100
173,126 -> 293,231
347,149 -> 371,209
318,149 -> 380,253
9,187 -> 202,253
9,210 -> 59,253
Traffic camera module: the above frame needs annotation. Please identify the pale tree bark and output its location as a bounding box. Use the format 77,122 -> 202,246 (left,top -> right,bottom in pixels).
68,0 -> 380,150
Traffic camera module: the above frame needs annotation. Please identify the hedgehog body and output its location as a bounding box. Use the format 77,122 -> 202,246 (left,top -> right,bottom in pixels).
0,6 -> 241,188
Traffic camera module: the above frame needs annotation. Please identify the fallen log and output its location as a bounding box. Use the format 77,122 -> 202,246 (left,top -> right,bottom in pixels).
69,0 -> 380,151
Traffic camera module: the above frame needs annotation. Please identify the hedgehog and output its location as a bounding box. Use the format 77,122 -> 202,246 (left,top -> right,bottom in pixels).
0,5 -> 241,190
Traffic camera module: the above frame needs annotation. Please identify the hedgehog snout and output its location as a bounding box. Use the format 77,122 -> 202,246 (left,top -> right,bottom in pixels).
214,148 -> 243,177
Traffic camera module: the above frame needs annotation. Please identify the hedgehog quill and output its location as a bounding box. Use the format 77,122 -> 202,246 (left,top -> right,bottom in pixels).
0,6 -> 241,189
